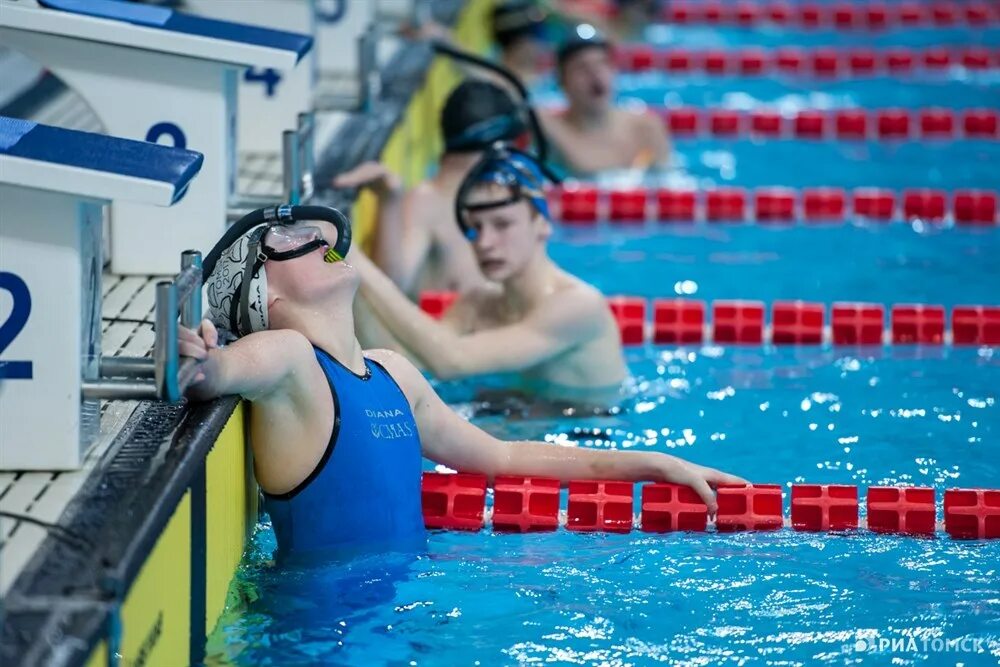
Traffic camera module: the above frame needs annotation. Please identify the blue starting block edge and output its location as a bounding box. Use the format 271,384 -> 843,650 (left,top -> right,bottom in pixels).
1,116 -> 204,204
38,0 -> 312,63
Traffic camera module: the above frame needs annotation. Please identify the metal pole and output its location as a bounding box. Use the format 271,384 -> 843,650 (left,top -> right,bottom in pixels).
180,251 -> 202,329
154,281 -> 180,402
282,129 -> 300,204
100,356 -> 155,378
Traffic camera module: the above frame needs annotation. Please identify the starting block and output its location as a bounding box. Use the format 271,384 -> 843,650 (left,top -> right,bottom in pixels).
0,0 -> 312,274
0,117 -> 203,469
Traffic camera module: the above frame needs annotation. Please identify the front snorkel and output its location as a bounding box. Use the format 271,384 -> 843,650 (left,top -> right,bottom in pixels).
454,143 -> 563,241
430,40 -> 550,164
203,205 -> 354,338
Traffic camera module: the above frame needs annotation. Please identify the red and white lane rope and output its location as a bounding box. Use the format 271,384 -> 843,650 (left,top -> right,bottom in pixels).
658,1 -> 1000,30
598,45 -> 1000,75
419,294 -> 1000,347
657,106 -> 998,141
422,473 -> 1000,540
548,186 -> 998,225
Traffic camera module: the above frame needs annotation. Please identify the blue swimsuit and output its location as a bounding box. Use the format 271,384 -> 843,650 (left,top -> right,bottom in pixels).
264,348 -> 427,559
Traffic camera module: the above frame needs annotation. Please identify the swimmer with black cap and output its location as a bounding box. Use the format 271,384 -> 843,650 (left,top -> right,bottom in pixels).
181,203 -> 746,560
493,0 -> 548,85
334,80 -> 527,300
540,23 -> 671,175
345,145 -> 628,405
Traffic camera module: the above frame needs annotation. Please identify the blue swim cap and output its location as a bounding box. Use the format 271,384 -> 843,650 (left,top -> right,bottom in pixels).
470,152 -> 551,221
455,145 -> 561,240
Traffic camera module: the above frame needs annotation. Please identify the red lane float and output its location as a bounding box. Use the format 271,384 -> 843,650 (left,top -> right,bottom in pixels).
608,188 -> 647,222
772,301 -> 824,344
641,483 -> 708,532
567,480 -> 634,533
655,189 -> 697,222
716,484 -> 784,531
421,474 -> 1000,539
712,300 -> 765,344
891,304 -> 946,344
803,188 -> 847,222
791,484 -> 859,531
419,291 -> 458,320
944,489 -> 1000,540
653,299 -> 705,344
492,476 -> 560,532
755,188 -> 797,221
656,2 -> 998,29
612,47 -> 1000,75
421,295 -> 1000,348
422,472 -> 487,530
867,486 -> 936,536
831,303 -> 885,345
952,306 -> 1000,345
608,296 -> 646,345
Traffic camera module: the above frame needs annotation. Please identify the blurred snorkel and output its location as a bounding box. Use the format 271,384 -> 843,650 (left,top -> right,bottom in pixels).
430,39 -> 550,164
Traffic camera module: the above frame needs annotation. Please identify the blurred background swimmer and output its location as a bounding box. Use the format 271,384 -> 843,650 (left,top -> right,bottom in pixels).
493,0 -> 549,87
540,24 -> 671,176
344,147 -> 629,406
334,80 -> 527,297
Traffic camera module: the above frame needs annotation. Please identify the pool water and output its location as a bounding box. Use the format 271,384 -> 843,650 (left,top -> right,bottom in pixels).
208,347 -> 1000,666
549,223 -> 1000,305
533,73 -> 1000,111
205,18 -> 1000,667
672,139 -> 1000,189
642,24 -> 1000,50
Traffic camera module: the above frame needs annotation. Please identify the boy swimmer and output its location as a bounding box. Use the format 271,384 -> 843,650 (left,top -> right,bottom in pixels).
540,24 -> 670,175
183,204 -> 744,559
334,80 -> 525,297
343,147 -> 627,404
493,0 -> 549,86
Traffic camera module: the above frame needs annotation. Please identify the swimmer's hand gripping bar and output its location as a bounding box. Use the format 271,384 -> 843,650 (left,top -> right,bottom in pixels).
83,251 -> 203,402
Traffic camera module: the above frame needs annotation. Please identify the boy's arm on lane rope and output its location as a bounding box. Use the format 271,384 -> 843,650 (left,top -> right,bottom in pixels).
353,250 -> 601,379
369,350 -> 748,514
181,322 -> 320,402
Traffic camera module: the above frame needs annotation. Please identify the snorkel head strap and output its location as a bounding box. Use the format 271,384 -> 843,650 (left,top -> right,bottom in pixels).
454,143 -> 562,241
203,204 -> 353,339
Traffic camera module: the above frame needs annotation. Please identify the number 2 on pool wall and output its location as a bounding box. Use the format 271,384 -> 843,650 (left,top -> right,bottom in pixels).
0,272 -> 33,380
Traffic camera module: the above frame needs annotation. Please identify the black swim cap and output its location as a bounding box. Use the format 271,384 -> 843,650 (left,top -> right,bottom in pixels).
556,24 -> 611,70
441,80 -> 527,153
493,1 -> 546,48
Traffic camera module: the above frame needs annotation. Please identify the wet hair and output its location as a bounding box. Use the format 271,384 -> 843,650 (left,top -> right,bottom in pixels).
440,80 -> 526,153
556,24 -> 611,71
493,0 -> 546,49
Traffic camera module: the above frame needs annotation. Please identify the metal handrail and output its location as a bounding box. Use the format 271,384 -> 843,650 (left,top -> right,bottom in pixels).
283,110 -> 317,204
83,250 -> 203,402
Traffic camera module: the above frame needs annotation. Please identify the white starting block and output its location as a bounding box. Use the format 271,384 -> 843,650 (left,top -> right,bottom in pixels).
183,0 -> 316,158
0,0 -> 312,275
313,0 -> 375,98
0,116 -> 203,471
